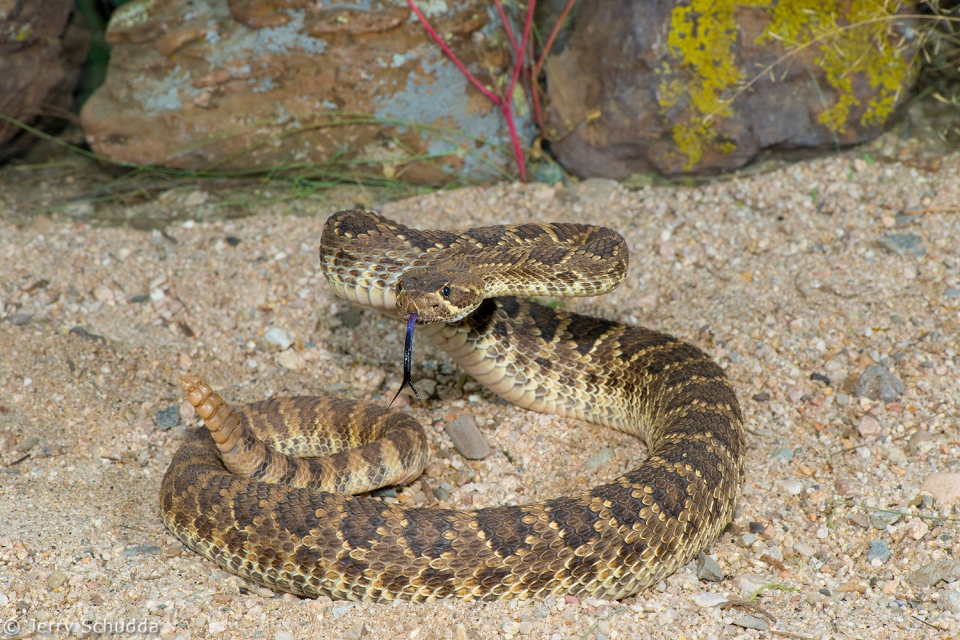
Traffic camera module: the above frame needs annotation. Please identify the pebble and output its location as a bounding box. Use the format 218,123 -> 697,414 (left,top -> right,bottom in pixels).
732,615 -> 769,631
264,327 -> 293,350
534,163 -> 564,185
693,593 -> 728,607
920,473 -> 960,506
908,431 -> 934,455
835,391 -> 849,406
415,378 -> 438,399
445,416 -> 491,460
870,512 -> 900,529
154,405 -> 180,430
13,436 -> 39,452
835,478 -> 859,497
855,365 -> 904,402
939,590 -> 960,613
696,552 -> 724,582
332,604 -> 355,619
208,620 -> 227,633
0,431 -> 19,455
774,478 -> 803,496
857,414 -> 881,437
8,312 -> 32,326
733,574 -> 768,597
946,287 -> 960,299
585,446 -> 614,469
502,620 -> 520,635
274,632 -> 294,640
907,559 -> 960,588
876,233 -> 926,256
867,539 -> 891,564
47,570 -> 69,589
0,593 -> 7,607
776,447 -> 794,462
123,544 -> 162,556
276,348 -> 306,370
518,620 -> 533,634
793,541 -> 816,557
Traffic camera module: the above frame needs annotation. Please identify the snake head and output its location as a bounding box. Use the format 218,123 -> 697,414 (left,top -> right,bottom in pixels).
395,267 -> 485,323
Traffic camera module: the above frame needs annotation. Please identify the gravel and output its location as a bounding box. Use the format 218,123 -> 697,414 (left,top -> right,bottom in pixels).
1,150 -> 958,638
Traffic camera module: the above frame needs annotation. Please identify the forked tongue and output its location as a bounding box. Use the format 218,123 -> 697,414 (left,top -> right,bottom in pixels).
390,312 -> 425,409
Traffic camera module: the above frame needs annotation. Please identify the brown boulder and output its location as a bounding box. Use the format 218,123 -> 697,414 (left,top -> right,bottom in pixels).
80,0 -> 532,183
0,2 -> 89,159
545,1 -> 919,178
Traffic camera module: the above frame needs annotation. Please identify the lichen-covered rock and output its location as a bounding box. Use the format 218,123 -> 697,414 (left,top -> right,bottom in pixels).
80,0 -> 532,183
545,0 -> 919,179
0,2 -> 89,159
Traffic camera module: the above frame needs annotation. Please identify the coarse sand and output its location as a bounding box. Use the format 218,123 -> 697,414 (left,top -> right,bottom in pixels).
1,151 -> 959,639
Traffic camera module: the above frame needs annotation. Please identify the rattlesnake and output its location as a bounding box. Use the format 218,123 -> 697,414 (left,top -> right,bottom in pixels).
160,210 -> 744,601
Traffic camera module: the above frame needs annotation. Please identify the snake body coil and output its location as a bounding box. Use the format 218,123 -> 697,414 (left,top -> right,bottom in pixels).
160,211 -> 744,601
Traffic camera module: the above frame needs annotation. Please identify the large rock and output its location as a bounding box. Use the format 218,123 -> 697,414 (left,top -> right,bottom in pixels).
0,2 -> 89,159
545,1 -> 919,179
80,0 -> 532,183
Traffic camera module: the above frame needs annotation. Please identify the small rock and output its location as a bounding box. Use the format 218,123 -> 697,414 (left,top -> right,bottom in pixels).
47,570 -> 69,590
876,233 -> 926,257
693,593 -> 728,607
0,431 -> 19,455
946,287 -> 960,299
733,574 -> 768,598
123,544 -> 162,556
518,620 -> 533,634
835,478 -> 859,497
855,365 -> 904,402
264,327 -> 294,350
870,511 -> 900,529
696,552 -> 724,582
208,620 -> 227,633
0,593 -> 7,607
93,285 -> 115,302
335,307 -> 362,328
13,436 -> 40,452
276,348 -> 306,371
940,590 -> 960,613
502,620 -> 520,635
835,392 -> 849,406
920,473 -> 960,506
907,559 -> 960,588
155,405 -> 181,431
575,178 -> 619,202
414,378 -> 437,399
793,541 -> 816,557
585,446 -> 614,469
857,415 -> 881,437
847,512 -> 870,528
908,431 -> 934,455
534,163 -> 565,185
776,447 -> 794,462
432,486 -> 450,501
8,313 -> 32,326
274,632 -> 294,640
774,479 -> 803,496
867,539 -> 891,564
445,416 -> 491,460
739,533 -> 757,547
732,615 -> 769,631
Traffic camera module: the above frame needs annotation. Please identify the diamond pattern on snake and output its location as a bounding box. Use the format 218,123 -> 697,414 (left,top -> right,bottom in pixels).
160,210 -> 744,602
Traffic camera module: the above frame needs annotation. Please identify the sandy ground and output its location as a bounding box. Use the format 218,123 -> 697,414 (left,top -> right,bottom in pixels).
0,150 -> 959,640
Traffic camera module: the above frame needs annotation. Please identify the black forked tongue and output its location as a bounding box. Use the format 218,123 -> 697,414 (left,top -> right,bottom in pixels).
390,312 -> 425,409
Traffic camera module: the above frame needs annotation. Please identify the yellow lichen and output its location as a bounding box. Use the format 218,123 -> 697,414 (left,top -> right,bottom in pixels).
658,0 -> 915,171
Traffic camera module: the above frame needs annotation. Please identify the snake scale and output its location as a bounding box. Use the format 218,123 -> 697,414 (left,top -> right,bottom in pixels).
160,210 -> 744,602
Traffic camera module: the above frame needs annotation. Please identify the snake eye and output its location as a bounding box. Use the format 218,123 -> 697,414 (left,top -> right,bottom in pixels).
396,281 -> 403,292
442,286 -> 451,298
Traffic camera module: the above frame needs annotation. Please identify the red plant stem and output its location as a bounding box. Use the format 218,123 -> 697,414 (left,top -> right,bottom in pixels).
528,34 -> 545,130
534,0 -> 577,78
405,0 -> 503,106
493,0 -> 520,55
501,0 -> 535,181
